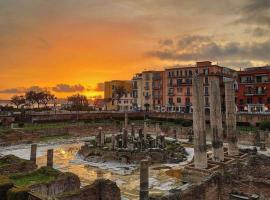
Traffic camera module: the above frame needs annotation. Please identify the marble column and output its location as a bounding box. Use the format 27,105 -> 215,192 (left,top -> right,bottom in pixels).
173,129 -> 177,139
143,121 -> 147,140
192,75 -> 208,169
225,79 -> 239,156
140,159 -> 149,200
122,128 -> 128,148
98,127 -> 105,147
131,123 -> 135,138
30,144 -> 37,164
47,149 -> 54,168
111,133 -> 115,150
125,112 -> 128,129
209,76 -> 224,162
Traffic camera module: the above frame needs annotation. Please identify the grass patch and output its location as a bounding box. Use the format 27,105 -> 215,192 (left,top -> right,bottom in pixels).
9,167 -> 60,187
40,135 -> 71,142
237,126 -> 259,132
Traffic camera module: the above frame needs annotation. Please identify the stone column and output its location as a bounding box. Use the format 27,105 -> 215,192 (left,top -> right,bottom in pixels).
143,121 -> 147,140
122,128 -> 128,148
131,123 -> 135,138
98,127 -> 105,147
260,131 -> 266,151
125,112 -> 128,129
209,76 -> 224,162
173,129 -> 177,140
192,75 -> 207,169
30,144 -> 37,164
47,149 -> 54,167
111,133 -> 115,150
225,79 -> 239,156
140,159 -> 149,200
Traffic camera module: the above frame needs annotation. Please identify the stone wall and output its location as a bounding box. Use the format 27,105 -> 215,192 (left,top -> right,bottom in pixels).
150,154 -> 270,200
56,179 -> 121,200
29,173 -> 80,199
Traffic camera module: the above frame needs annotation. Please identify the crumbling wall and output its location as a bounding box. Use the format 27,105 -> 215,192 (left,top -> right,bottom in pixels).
56,179 -> 121,200
30,173 -> 80,198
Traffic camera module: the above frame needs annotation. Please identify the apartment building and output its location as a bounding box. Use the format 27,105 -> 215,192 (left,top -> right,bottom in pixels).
237,66 -> 270,112
132,73 -> 143,110
104,80 -> 132,110
164,61 -> 236,112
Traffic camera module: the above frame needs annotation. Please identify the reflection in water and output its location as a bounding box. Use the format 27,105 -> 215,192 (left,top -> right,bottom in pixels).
0,141 -> 187,200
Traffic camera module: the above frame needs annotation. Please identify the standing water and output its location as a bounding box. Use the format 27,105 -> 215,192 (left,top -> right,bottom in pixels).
0,137 -> 194,200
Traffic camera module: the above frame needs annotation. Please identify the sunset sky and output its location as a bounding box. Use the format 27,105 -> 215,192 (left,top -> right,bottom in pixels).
0,0 -> 269,99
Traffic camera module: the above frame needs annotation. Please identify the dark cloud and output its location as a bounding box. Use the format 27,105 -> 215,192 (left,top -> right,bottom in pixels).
159,39 -> 173,47
93,82 -> 104,92
147,35 -> 270,67
246,27 -> 270,37
52,84 -> 85,93
236,0 -> 270,27
177,35 -> 211,49
0,86 -> 44,94
0,88 -> 25,94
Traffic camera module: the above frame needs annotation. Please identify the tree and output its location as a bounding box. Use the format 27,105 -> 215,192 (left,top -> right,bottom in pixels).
113,86 -> 126,101
67,94 -> 89,110
40,91 -> 56,108
10,95 -> 26,109
25,90 -> 54,109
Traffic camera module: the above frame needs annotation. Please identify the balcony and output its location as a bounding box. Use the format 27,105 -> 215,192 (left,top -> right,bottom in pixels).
153,85 -> 161,89
245,91 -> 266,96
168,92 -> 175,96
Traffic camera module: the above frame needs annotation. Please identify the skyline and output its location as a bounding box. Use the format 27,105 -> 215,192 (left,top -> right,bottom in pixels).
1,0 -> 270,99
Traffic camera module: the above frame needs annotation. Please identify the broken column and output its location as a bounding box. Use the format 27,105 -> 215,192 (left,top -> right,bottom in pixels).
209,76 -> 224,162
111,133 -> 115,150
30,144 -> 37,164
173,129 -> 177,140
192,75 -> 208,169
124,112 -> 128,129
131,123 -> 135,138
140,159 -> 149,200
225,79 -> 239,156
260,131 -> 267,151
98,127 -> 105,147
143,121 -> 147,140
122,128 -> 128,148
47,149 -> 54,168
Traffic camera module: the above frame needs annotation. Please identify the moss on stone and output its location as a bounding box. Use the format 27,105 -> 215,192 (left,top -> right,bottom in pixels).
9,166 -> 61,187
7,186 -> 29,200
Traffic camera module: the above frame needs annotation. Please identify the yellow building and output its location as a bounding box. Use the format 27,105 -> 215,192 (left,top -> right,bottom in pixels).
104,80 -> 132,110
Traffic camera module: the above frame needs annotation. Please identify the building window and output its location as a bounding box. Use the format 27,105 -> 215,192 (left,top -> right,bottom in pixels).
205,87 -> 209,95
239,99 -> 244,105
177,87 -> 182,93
177,97 -> 181,103
168,98 -> 174,105
205,97 -> 209,106
186,87 -> 190,95
177,79 -> 182,86
185,97 -> 190,105
247,97 -> 252,104
205,77 -> 208,85
259,97 -> 263,104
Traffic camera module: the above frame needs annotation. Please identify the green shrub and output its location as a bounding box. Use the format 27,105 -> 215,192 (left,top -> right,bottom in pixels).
7,187 -> 28,200
174,118 -> 184,125
259,121 -> 270,130
181,120 -> 193,127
